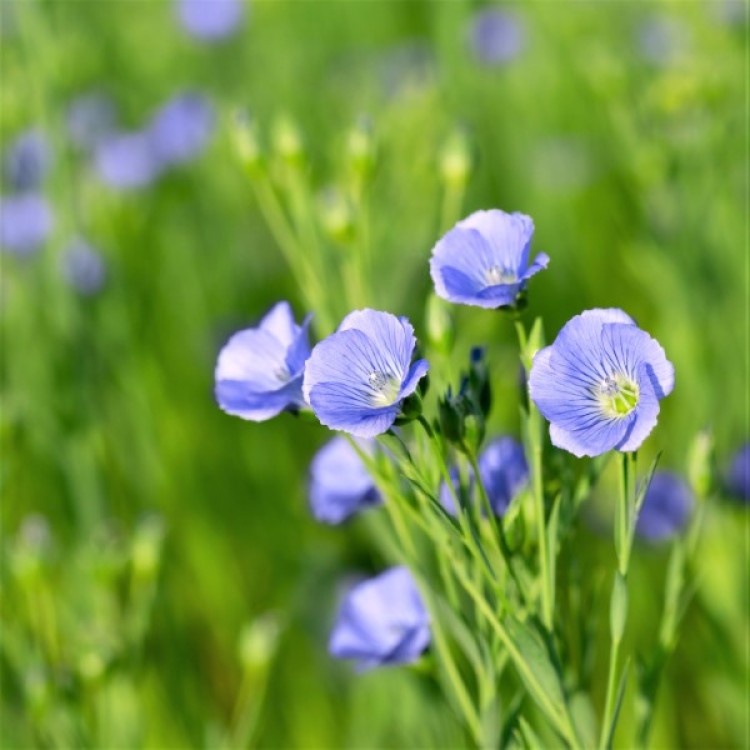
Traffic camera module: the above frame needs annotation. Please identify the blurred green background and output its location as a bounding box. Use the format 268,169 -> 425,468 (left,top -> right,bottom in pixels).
1,1 -> 747,748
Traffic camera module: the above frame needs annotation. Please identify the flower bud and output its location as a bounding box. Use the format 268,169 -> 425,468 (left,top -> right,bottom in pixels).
438,388 -> 466,444
230,109 -> 262,175
131,514 -> 165,580
318,187 -> 354,243
426,293 -> 455,356
346,117 -> 374,178
439,128 -> 472,189
687,429 -> 715,499
468,347 -> 491,417
239,613 -> 282,672
463,414 -> 485,455
271,115 -> 304,164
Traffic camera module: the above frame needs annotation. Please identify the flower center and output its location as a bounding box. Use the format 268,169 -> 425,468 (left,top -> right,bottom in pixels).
596,374 -> 639,418
274,365 -> 291,383
367,370 -> 401,407
485,265 -> 517,285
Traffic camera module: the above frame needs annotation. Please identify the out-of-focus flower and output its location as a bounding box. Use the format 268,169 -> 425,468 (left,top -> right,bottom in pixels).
479,436 -> 528,515
309,436 -> 381,524
149,92 -> 214,167
60,238 -> 106,296
0,193 -> 53,256
378,40 -> 435,99
468,8 -> 525,66
529,309 -> 674,458
328,566 -> 430,671
726,443 -> 750,503
67,92 -> 117,151
94,131 -> 161,190
3,129 -> 51,191
636,471 -> 693,541
215,301 -> 312,422
177,0 -> 245,41
440,436 -> 527,516
636,16 -> 690,66
430,209 -> 548,309
303,309 -> 429,438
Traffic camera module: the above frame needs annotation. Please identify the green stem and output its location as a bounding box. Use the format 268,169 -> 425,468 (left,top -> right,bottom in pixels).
600,452 -> 636,749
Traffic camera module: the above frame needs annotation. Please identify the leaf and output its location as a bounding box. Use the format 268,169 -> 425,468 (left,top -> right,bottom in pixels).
569,692 -> 598,750
503,616 -> 573,741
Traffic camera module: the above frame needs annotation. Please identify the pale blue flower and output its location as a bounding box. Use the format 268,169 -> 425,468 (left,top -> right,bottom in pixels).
149,92 -> 214,167
529,309 -> 674,458
636,471 -> 693,541
468,9 -> 525,66
94,131 -> 161,190
430,209 -> 548,308
309,436 -> 380,524
3,129 -> 51,191
0,193 -> 53,256
726,443 -> 750,504
329,566 -> 430,671
215,301 -> 312,421
60,239 -> 106,296
303,309 -> 429,438
177,0 -> 244,41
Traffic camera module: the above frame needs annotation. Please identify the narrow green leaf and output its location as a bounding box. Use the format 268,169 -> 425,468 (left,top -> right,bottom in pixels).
604,658 -> 631,749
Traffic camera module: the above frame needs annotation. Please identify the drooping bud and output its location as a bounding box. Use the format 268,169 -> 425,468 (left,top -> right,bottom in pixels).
239,613 -> 282,672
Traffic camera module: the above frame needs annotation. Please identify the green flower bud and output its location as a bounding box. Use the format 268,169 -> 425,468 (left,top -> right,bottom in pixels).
687,429 -> 715,499
426,293 -> 455,356
439,128 -> 471,189
438,389 -> 466,444
346,117 -> 375,178
271,115 -> 304,164
239,614 -> 281,672
462,414 -> 485,456
131,514 -> 165,580
230,109 -> 263,175
318,187 -> 354,243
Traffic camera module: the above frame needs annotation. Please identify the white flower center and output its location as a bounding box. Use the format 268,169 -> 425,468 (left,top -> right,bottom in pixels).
485,265 -> 517,285
367,370 -> 401,407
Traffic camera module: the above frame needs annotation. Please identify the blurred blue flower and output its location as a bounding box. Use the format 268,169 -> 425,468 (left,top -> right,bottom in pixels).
0,193 -> 53,256
3,129 -> 51,191
94,131 -> 161,190
329,566 -> 430,671
149,92 -> 214,167
440,436 -> 527,516
215,301 -> 312,422
440,465 -> 469,515
303,309 -> 429,438
309,436 -> 381,524
468,9 -> 525,66
60,239 -> 106,296
529,309 -> 674,458
177,0 -> 244,41
430,209 -> 549,309
480,436 -> 528,515
726,443 -> 749,503
636,16 -> 690,66
636,471 -> 693,541
67,92 -> 117,151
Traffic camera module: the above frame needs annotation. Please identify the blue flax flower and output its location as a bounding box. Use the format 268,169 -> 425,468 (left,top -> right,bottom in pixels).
67,92 -> 117,152
149,92 -> 214,167
303,309 -> 429,438
468,9 -> 525,66
636,471 -> 693,541
440,436 -> 528,515
94,131 -> 161,190
309,436 -> 381,524
726,443 -> 749,504
60,238 -> 106,296
430,209 -> 549,308
0,193 -> 53,256
177,0 -> 245,41
215,301 -> 311,421
3,129 -> 51,191
529,309 -> 674,458
329,566 -> 430,671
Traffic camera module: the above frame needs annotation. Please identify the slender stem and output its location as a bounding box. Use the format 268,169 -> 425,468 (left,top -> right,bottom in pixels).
599,452 -> 636,749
